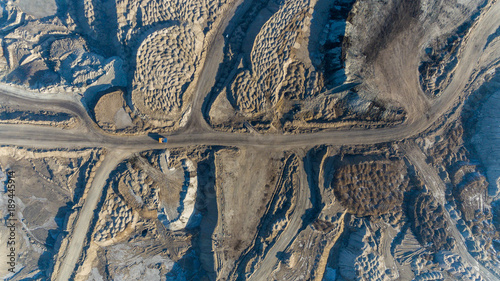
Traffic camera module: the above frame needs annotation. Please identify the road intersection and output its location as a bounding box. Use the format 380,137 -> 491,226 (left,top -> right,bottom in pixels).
0,0 -> 498,280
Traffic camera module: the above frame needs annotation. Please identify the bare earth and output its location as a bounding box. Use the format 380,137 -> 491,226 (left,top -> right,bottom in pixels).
0,0 -> 499,281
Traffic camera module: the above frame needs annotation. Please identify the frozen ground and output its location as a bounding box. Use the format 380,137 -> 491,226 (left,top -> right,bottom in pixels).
473,86 -> 500,197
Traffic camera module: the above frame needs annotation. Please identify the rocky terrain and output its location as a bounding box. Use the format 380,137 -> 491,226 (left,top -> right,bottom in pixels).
332,157 -> 409,217
206,0 -> 408,134
0,0 -> 499,280
0,147 -> 101,279
0,0 -> 235,133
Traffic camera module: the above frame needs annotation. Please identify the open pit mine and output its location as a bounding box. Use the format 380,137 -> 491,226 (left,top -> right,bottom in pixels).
0,0 -> 499,280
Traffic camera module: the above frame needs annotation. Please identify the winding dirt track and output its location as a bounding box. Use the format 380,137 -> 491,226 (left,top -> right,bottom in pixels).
405,143 -> 499,281
2,0 -> 500,151
247,155 -> 311,281
0,0 -> 498,280
54,150 -> 132,281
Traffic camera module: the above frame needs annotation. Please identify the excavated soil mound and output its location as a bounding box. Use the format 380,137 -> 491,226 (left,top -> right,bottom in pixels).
332,157 -> 409,217
94,89 -> 133,130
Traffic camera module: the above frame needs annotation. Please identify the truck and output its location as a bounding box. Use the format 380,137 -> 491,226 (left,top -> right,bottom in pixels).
158,137 -> 167,143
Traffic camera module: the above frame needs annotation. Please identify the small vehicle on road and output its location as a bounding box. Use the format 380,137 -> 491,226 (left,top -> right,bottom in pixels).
158,137 -> 167,143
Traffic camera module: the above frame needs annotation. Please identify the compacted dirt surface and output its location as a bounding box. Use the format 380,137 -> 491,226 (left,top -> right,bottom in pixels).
0,0 -> 500,280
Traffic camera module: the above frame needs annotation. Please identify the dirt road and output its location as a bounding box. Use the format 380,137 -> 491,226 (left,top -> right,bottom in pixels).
184,0 -> 246,133
52,150 -> 132,281
247,155 -> 311,281
405,143 -> 499,281
0,0 -> 499,150
0,0 -> 498,280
